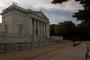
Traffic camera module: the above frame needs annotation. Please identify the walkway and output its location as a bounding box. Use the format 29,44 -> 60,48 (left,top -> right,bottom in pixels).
47,43 -> 86,60
0,41 -> 86,60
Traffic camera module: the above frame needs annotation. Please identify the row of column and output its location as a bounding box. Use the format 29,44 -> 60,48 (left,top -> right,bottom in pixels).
32,18 -> 47,37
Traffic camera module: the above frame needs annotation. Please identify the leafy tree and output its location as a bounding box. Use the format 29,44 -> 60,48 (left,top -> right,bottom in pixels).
50,21 -> 76,40
50,24 -> 58,36
52,0 -> 90,40
52,0 -> 90,23
50,21 -> 90,41
61,21 -> 76,40
57,22 -> 63,36
50,23 -> 64,36
76,22 -> 90,40
73,0 -> 90,23
52,0 -> 68,4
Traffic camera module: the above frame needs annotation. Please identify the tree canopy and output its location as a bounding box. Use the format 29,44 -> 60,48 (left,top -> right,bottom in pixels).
76,21 -> 90,40
52,0 -> 68,4
50,21 -> 76,40
52,0 -> 90,23
50,21 -> 90,41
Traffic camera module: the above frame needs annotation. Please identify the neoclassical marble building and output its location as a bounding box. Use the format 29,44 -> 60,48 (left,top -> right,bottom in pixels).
0,3 -> 50,42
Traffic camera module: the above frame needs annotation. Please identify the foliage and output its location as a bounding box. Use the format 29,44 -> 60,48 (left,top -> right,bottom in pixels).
51,0 -> 90,40
76,22 -> 90,40
50,21 -> 90,41
52,0 -> 90,23
50,21 -> 76,40
50,24 -> 58,36
61,21 -> 76,40
73,0 -> 90,23
52,0 -> 68,4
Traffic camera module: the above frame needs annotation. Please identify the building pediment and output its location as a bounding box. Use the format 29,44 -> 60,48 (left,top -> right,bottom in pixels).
0,3 -> 49,21
33,12 -> 49,20
1,4 -> 29,15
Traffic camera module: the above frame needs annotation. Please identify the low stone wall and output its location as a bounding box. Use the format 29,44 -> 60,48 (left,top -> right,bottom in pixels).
0,33 -> 60,53
0,33 -> 50,43
0,41 -> 58,53
50,36 -> 63,42
0,33 -> 33,43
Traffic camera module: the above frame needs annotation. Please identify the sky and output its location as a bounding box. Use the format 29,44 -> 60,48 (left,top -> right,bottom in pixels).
0,0 -> 84,24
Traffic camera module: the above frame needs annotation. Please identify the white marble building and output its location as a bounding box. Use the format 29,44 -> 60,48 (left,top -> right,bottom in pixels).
0,3 -> 50,42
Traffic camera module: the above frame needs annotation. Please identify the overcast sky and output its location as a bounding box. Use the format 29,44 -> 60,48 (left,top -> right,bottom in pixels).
0,0 -> 84,24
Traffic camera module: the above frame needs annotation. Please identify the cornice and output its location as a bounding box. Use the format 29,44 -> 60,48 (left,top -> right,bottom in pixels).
1,4 -> 49,21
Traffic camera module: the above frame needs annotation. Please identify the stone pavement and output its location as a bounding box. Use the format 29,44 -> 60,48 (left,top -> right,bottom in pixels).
47,43 -> 87,60
0,41 -> 87,60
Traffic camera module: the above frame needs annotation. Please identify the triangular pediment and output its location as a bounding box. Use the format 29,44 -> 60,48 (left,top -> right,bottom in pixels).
34,12 -> 48,20
1,4 -> 32,15
1,4 -> 49,21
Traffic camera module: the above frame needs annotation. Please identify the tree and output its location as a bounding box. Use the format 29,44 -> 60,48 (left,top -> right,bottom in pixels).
76,22 -> 90,40
52,0 -> 68,4
50,23 -> 64,36
57,22 -> 63,36
61,21 -> 76,40
50,21 -> 76,40
52,0 -> 90,23
50,24 -> 58,36
73,0 -> 90,23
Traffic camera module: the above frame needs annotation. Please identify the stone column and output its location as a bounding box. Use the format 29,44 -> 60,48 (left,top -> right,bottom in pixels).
45,23 -> 46,37
34,19 -> 36,35
39,21 -> 41,36
41,21 -> 44,37
2,16 -> 5,32
36,20 -> 38,35
32,19 -> 34,35
46,23 -> 50,38
45,23 -> 47,37
41,22 -> 42,36
43,23 -> 45,37
29,17 -> 32,35
37,21 -> 40,36
40,21 -> 45,37
42,22 -> 44,37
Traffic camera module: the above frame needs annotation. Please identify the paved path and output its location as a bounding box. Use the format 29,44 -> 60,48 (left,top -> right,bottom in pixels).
0,42 -> 87,60
47,43 -> 86,60
30,43 -> 86,60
